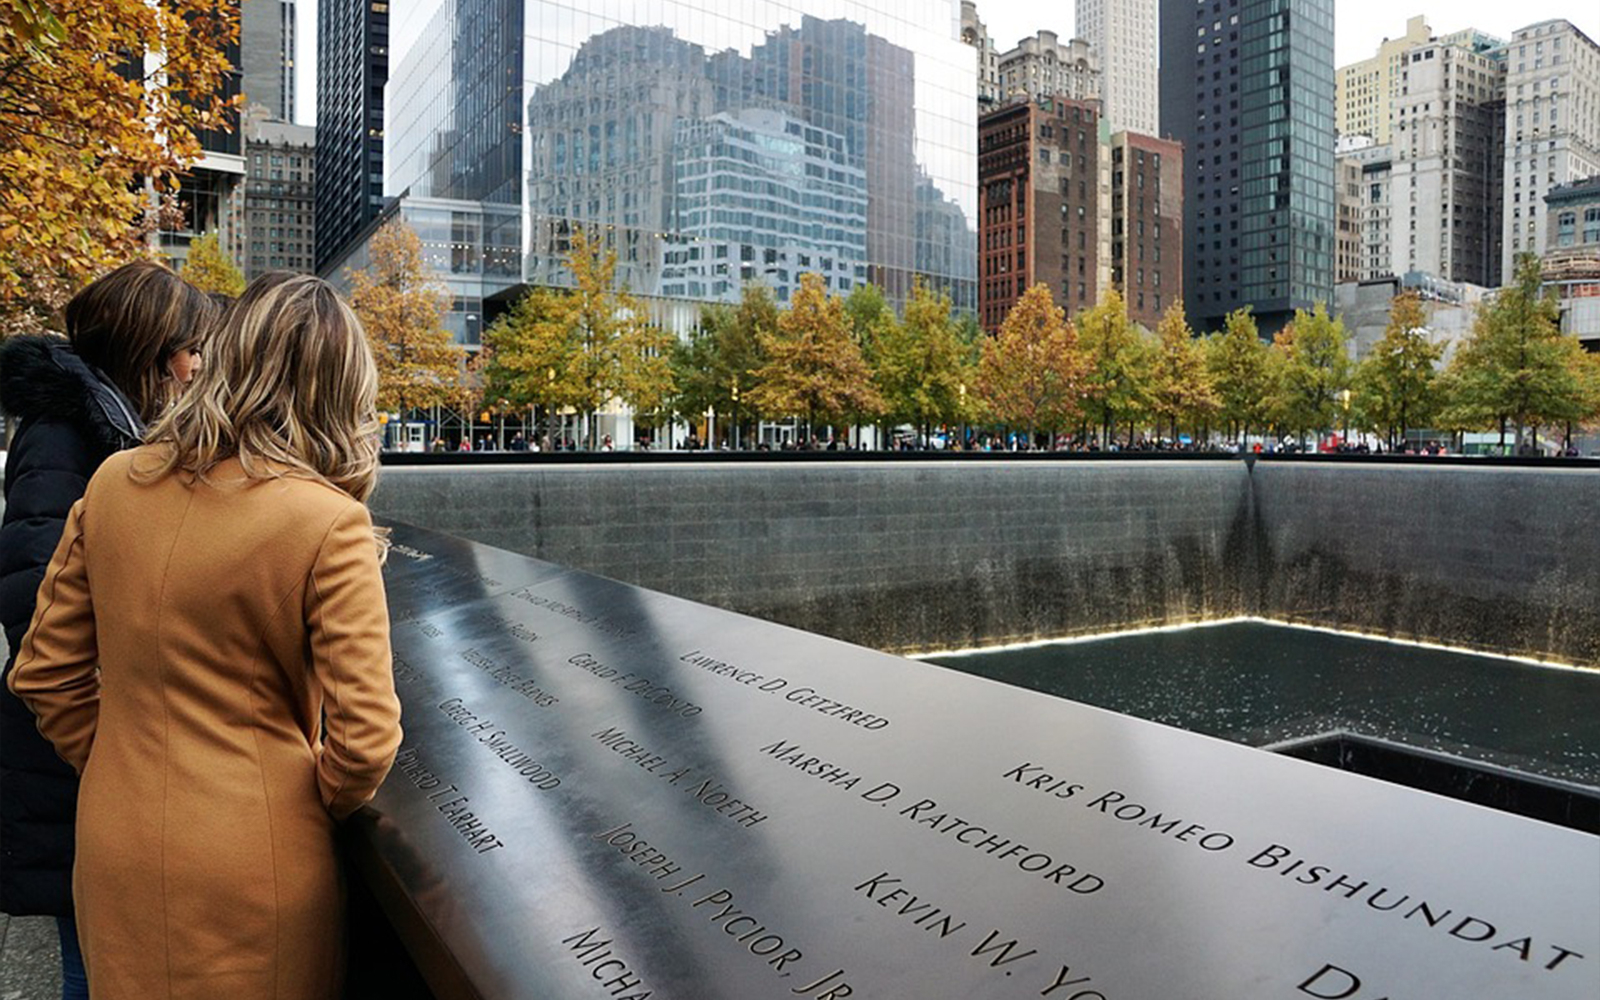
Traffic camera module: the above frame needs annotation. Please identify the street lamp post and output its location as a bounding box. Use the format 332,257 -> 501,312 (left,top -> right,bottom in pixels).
546,367 -> 556,447
958,382 -> 967,450
1339,388 -> 1351,451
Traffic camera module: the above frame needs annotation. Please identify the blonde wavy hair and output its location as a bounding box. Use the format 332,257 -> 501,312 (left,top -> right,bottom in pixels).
136,272 -> 383,507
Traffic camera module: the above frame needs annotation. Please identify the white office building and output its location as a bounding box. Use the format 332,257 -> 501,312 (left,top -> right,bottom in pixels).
1501,19 -> 1600,282
1075,0 -> 1158,135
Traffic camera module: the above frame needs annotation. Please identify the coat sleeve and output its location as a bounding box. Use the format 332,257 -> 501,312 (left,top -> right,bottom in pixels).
1,417 -> 98,659
307,502 -> 403,820
7,498 -> 99,773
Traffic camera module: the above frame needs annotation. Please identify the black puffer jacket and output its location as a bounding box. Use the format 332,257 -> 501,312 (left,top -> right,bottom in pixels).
0,335 -> 143,916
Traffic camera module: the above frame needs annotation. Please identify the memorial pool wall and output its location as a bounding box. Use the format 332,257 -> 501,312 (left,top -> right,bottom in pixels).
369,455 -> 1600,667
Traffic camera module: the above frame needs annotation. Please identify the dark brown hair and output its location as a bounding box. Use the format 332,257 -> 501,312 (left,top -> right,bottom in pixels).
64,260 -> 218,422
138,272 -> 382,505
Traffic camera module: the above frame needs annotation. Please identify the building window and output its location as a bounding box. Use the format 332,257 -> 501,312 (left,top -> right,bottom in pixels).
1557,211 -> 1577,246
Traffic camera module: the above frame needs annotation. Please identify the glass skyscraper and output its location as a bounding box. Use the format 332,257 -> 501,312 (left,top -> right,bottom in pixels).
1159,0 -> 1335,333
382,0 -> 977,338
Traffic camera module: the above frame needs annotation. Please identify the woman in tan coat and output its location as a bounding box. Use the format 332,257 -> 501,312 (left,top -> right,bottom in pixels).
10,273 -> 403,999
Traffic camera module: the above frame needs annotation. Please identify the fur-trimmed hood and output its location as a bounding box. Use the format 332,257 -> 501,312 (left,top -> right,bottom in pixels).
0,335 -> 144,452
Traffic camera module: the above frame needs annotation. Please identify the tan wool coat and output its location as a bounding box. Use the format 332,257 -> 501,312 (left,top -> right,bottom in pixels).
9,448 -> 403,1000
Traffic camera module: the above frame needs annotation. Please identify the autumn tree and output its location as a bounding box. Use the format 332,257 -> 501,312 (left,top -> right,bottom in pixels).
1206,307 -> 1272,443
1272,302 -> 1351,447
1353,290 -> 1442,449
1,0 -> 239,332
872,279 -> 967,444
976,284 -> 1087,442
447,341 -> 496,447
844,282 -> 898,445
721,283 -> 778,445
747,273 -> 884,441
1148,302 -> 1217,445
347,219 -> 460,443
1562,349 -> 1600,454
1443,254 -> 1580,452
1077,289 -> 1155,446
183,231 -> 245,297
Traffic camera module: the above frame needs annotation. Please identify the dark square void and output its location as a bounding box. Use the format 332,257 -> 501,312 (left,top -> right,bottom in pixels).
926,621 -> 1600,829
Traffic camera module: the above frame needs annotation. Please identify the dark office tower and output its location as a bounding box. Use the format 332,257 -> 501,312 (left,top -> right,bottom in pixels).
241,0 -> 295,120
315,0 -> 387,274
1159,0 -> 1335,334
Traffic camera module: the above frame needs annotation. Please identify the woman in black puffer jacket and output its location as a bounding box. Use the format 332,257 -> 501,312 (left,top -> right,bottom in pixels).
0,260 -> 215,999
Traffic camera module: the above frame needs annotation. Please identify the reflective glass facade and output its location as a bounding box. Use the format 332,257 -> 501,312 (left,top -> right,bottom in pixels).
387,0 -> 976,318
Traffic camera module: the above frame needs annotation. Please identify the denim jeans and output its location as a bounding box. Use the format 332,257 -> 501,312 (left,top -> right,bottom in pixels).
56,917 -> 87,1000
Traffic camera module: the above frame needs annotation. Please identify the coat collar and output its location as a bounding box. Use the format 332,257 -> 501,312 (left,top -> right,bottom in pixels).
0,335 -> 146,452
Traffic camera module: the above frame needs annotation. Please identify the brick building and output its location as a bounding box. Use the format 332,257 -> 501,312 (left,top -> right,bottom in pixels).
978,97 -> 1103,333
1109,131 -> 1182,328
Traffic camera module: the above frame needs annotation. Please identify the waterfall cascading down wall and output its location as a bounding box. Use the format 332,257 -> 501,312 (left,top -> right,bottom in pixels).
368,460 -> 1600,666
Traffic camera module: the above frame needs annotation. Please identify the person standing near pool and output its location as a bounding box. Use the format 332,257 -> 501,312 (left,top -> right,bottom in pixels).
9,273 -> 403,999
0,260 -> 216,1000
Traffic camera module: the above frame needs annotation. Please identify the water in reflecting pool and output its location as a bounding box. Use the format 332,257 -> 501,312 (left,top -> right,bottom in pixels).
923,621 -> 1600,789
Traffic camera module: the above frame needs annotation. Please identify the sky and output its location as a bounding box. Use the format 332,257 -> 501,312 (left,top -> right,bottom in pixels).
292,2 -> 1600,126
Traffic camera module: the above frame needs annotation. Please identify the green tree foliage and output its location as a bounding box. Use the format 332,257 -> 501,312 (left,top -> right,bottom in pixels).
843,282 -> 893,364
182,231 -> 245,297
714,284 -> 775,444
747,273 -> 883,439
1077,289 -> 1155,446
556,227 -> 676,442
669,283 -> 777,446
1442,254 -> 1581,451
1353,291 -> 1442,449
670,303 -> 732,422
482,285 -> 584,419
1148,302 -> 1217,444
1205,307 -> 1272,442
976,284 -> 1087,439
347,219 -> 460,425
1271,302 -> 1351,445
872,279 -> 967,441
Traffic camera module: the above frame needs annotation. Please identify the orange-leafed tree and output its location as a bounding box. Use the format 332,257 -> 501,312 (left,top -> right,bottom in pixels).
977,284 -> 1088,440
1,0 -> 239,333
747,272 -> 885,441
346,219 -> 461,438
